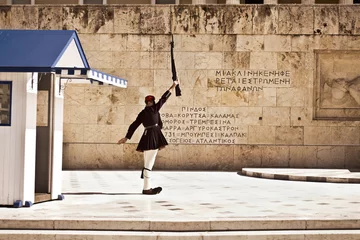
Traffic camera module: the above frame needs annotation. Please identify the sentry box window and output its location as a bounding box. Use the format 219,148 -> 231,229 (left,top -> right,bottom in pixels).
0,81 -> 12,126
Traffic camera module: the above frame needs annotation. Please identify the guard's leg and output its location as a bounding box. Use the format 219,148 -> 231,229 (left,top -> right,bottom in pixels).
142,149 -> 158,191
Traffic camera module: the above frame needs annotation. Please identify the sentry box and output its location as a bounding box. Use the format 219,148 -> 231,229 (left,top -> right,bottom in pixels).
0,30 -> 127,207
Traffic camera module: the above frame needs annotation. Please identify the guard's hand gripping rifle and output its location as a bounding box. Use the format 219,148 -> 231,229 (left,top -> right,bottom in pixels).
170,33 -> 181,96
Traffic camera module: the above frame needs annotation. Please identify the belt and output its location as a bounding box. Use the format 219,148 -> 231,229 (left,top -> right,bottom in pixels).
144,123 -> 158,129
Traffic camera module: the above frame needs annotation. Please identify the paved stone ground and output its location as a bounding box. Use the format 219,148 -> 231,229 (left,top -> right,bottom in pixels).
0,170 -> 360,232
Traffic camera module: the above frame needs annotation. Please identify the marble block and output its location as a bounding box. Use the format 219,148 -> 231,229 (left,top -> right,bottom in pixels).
69,105 -> 98,124
221,90 -> 249,107
224,6 -> 253,34
0,7 -> 11,29
127,34 -> 142,52
234,145 -> 262,169
97,105 -> 125,125
236,35 -> 264,52
278,6 -> 313,35
153,35 -> 171,52
223,35 -> 237,52
122,69 -> 154,88
261,146 -> 290,167
114,6 -> 140,34
317,146 -> 345,168
275,126 -> 304,145
339,6 -> 360,35
248,126 -> 276,144
62,6 -> 89,33
154,70 -> 172,87
99,34 -> 127,52
87,50 -> 114,68
290,107 -> 313,127
198,5 -> 226,34
233,107 -> 262,126
171,5 -> 199,34
110,84 -> 127,105
304,127 -> 332,145
78,34 -> 100,51
291,35 -> 315,52
314,6 -> 339,35
262,107 -> 291,126
277,88 -> 305,107
181,35 -> 210,52
193,88 -> 208,106
289,146 -> 318,168
152,52 -> 170,69
204,145 -> 235,170
223,52 -> 250,69
63,124 -> 84,143
139,6 -> 171,34
10,6 -> 38,29
175,52 -> 196,70
83,125 -> 112,143
109,124 -> 128,143
179,145 -> 206,170
248,88 -> 276,107
277,52 -> 306,71
290,69 -> 312,88
250,52 -> 277,70
331,127 -> 360,145
64,85 -> 85,106
264,35 -> 291,52
88,7 -> 114,34
84,85 -> 113,106
178,69 -> 208,89
38,6 -> 63,30
345,146 -> 360,169
253,5 -> 278,34
195,52 -> 223,70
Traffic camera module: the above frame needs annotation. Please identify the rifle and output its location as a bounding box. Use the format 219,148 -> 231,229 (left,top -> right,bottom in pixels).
170,33 -> 181,96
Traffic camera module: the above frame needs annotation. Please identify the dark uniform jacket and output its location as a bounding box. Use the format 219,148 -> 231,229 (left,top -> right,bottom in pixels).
125,90 -> 171,152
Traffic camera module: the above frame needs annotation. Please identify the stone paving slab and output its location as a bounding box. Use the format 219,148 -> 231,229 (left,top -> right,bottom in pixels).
241,168 -> 360,183
0,171 -> 360,232
1,229 -> 360,240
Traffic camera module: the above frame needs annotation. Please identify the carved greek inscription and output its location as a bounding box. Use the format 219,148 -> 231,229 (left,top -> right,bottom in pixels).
161,107 -> 247,145
210,70 -> 291,91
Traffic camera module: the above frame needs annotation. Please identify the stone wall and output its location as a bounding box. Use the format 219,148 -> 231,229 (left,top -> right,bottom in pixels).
1,5 -> 359,170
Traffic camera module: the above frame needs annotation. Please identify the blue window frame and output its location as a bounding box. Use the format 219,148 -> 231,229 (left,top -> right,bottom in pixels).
0,81 -> 12,126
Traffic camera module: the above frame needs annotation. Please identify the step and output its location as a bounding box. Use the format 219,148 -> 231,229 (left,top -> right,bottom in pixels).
1,229 -> 360,240
1,218 -> 360,231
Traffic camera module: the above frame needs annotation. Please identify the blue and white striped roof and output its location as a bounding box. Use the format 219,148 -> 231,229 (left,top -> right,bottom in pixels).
0,30 -> 127,88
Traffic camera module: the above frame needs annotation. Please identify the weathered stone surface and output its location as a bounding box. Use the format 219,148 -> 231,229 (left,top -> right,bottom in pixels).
204,145 -> 234,170
277,52 -> 306,71
331,127 -> 360,145
224,6 -> 253,34
123,144 -> 143,169
291,35 -> 315,52
289,146 -> 317,168
171,5 -> 199,34
304,127 -> 332,145
278,6 -> 313,35
264,35 -> 291,52
198,5 -> 226,34
63,124 -> 84,143
253,5 -> 278,34
236,35 -> 264,52
0,7 -> 11,29
195,52 -> 223,70
88,7 -> 114,34
345,146 -> 360,169
339,6 -> 360,35
248,88 -> 276,107
10,6 -> 38,29
248,126 -> 276,144
261,146 -> 290,167
62,6 -> 89,33
234,145 -> 262,169
290,107 -> 313,127
263,107 -> 291,126
140,6 -> 170,34
38,6 -> 63,30
317,146 -> 345,168
277,88 -> 305,107
250,52 -> 277,70
275,126 -> 304,145
114,6 -> 140,34
79,33 -> 100,51
314,6 -> 339,35
113,51 -> 141,69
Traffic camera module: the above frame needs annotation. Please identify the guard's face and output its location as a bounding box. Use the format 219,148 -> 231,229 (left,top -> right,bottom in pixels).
146,101 -> 154,107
